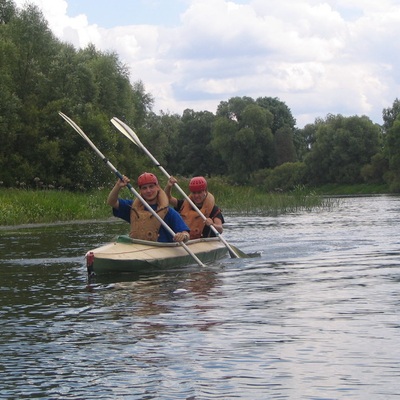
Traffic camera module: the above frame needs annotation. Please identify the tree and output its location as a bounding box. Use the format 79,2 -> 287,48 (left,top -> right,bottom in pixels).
385,118 -> 400,191
8,3 -> 58,101
295,120 -> 323,162
216,96 -> 255,122
0,1 -> 154,188
305,114 -> 381,185
253,162 -> 307,192
382,98 -> 400,134
140,111 -> 182,172
256,96 -> 296,133
274,126 -> 297,166
361,152 -> 389,184
175,109 -> 217,176
0,0 -> 16,24
212,100 -> 274,182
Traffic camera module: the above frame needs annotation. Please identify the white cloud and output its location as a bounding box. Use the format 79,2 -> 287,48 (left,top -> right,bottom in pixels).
13,0 -> 400,127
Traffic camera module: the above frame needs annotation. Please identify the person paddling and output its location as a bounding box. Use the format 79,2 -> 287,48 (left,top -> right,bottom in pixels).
107,172 -> 190,243
164,176 -> 224,239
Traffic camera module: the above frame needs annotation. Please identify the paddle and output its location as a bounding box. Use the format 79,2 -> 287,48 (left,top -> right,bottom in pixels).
59,112 -> 206,268
110,117 -> 246,259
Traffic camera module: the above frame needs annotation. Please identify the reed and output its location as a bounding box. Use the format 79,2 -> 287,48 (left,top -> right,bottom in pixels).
0,189 -> 110,226
0,183 -> 330,226
208,180 -> 331,215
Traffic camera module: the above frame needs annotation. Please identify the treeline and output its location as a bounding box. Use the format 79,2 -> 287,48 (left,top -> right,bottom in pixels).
1,0 -> 400,192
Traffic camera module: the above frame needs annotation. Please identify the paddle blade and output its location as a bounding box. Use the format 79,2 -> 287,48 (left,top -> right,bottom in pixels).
111,117 -> 141,147
230,244 -> 262,258
59,112 -> 88,141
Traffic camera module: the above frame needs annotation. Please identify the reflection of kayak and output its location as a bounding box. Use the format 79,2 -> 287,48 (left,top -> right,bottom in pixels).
85,235 -> 229,275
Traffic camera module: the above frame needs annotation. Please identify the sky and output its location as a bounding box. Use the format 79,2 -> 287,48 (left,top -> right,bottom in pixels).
13,0 -> 400,128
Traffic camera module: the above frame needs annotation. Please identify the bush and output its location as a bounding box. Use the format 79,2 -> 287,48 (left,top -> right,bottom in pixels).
251,162 -> 307,192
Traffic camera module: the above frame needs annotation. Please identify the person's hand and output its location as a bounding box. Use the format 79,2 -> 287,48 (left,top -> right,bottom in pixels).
205,218 -> 214,227
174,231 -> 190,242
168,176 -> 178,187
117,175 -> 130,188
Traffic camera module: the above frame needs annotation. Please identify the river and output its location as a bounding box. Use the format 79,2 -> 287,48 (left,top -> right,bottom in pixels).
0,195 -> 399,399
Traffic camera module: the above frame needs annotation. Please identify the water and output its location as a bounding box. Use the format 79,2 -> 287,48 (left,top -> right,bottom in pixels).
1,195 -> 400,399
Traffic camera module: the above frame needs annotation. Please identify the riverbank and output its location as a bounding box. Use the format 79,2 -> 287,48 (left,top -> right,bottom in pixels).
313,183 -> 390,195
0,183 -> 329,226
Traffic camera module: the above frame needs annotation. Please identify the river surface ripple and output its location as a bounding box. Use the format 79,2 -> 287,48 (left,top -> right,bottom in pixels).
0,195 -> 400,399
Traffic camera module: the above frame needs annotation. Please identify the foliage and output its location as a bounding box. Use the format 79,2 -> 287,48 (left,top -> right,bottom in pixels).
385,118 -> 400,192
360,152 -> 389,184
212,97 -> 275,182
251,162 -> 307,192
303,114 -> 381,185
0,181 -> 331,226
0,188 -> 110,225
382,98 -> 400,134
0,1 -> 151,189
204,178 -> 329,215
176,109 -> 218,176
312,183 -> 389,195
0,0 -> 16,23
274,126 -> 297,166
1,0 -> 400,194
255,96 -> 296,133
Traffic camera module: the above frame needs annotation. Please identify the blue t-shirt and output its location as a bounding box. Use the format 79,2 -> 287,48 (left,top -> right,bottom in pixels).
113,199 -> 190,243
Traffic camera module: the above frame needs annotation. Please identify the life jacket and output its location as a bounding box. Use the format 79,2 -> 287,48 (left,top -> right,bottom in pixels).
129,189 -> 169,241
179,192 -> 215,239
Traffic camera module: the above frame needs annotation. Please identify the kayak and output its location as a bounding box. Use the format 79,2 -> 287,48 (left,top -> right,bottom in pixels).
85,235 -> 229,275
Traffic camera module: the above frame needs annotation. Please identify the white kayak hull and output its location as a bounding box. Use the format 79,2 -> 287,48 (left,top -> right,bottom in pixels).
86,235 -> 229,275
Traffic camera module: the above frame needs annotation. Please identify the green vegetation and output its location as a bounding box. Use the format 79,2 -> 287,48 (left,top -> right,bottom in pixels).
184,177 -> 330,215
312,183 -> 389,196
0,183 -> 333,226
2,0 -> 400,208
0,188 -> 110,226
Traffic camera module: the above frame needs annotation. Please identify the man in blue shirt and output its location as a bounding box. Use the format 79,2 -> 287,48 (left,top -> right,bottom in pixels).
107,172 -> 190,243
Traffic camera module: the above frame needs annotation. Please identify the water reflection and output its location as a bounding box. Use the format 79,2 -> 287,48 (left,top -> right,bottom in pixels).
1,196 -> 400,398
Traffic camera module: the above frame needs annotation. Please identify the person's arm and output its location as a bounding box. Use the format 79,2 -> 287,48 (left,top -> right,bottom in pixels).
164,176 -> 179,208
166,207 -> 190,242
205,217 -> 223,234
173,231 -> 190,243
107,176 -> 130,209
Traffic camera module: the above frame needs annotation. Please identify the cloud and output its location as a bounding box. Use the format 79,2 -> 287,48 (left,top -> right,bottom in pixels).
13,0 -> 400,127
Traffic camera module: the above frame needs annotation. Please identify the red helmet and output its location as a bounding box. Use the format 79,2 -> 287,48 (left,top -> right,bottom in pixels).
137,172 -> 158,187
189,176 -> 207,192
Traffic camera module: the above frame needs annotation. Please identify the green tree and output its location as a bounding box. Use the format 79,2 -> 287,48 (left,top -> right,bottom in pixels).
274,126 -> 297,166
140,111 -> 181,171
0,0 -> 16,24
216,96 -> 255,121
305,114 -> 381,185
361,152 -> 389,184
253,162 -> 307,192
212,99 -> 274,182
385,118 -> 400,191
382,98 -> 400,134
295,120 -> 323,162
0,1 -> 154,189
256,96 -> 296,133
8,3 -> 58,101
174,109 -> 217,177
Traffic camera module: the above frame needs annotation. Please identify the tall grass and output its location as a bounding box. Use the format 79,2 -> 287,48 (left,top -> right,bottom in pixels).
0,182 -> 331,226
0,189 -> 110,226
208,180 -> 332,215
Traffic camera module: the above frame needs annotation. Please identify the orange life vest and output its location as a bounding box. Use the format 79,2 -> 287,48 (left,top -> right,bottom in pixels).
129,189 -> 169,241
179,192 -> 215,239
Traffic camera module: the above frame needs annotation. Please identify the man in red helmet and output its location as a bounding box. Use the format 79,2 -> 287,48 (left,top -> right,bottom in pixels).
107,172 -> 190,243
164,176 -> 224,240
